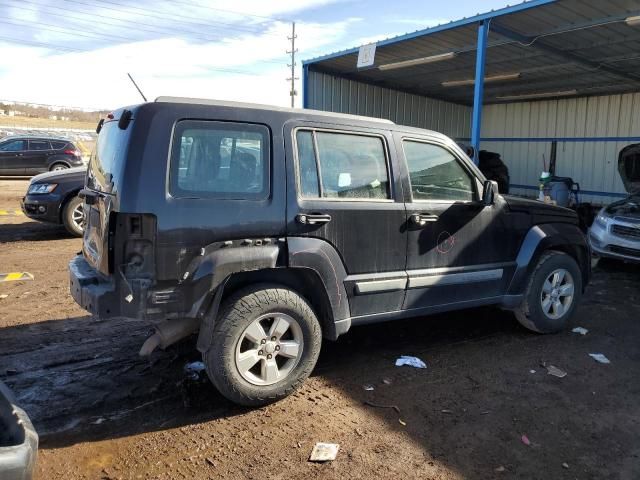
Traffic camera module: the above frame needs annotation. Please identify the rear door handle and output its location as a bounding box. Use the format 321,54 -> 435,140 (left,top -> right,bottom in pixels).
410,213 -> 439,226
296,213 -> 332,225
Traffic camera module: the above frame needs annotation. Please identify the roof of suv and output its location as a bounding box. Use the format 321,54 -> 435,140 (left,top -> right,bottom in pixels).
154,96 -> 395,125
0,136 -> 72,143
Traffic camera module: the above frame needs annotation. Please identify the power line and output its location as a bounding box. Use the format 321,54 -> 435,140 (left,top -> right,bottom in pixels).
0,0 -> 287,66
0,18 -> 147,44
166,0 -> 292,23
60,0 -> 283,37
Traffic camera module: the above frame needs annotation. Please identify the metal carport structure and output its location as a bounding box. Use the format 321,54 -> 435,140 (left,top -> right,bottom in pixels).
302,0 -> 640,203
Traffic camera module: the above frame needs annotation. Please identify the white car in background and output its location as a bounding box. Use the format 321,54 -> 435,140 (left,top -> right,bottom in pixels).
589,144 -> 640,263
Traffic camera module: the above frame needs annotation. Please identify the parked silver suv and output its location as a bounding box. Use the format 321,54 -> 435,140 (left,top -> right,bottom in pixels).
589,144 -> 640,262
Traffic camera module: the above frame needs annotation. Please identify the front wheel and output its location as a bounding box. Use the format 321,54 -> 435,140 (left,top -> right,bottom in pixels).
203,285 -> 322,406
514,251 -> 582,333
62,196 -> 85,237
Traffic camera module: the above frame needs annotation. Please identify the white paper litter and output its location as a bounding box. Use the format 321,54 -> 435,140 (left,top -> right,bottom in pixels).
572,327 -> 589,335
588,353 -> 611,364
546,365 -> 567,378
395,355 -> 427,369
309,443 -> 339,462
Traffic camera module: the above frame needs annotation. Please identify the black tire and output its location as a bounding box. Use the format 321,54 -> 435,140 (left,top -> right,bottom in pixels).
203,285 -> 322,406
62,196 -> 85,237
50,162 -> 69,171
514,251 -> 582,333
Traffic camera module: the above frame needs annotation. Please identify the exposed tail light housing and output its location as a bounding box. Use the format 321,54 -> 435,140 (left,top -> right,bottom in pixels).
64,149 -> 82,157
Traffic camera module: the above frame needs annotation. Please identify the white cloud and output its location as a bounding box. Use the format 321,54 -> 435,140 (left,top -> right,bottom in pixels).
0,15 -> 360,109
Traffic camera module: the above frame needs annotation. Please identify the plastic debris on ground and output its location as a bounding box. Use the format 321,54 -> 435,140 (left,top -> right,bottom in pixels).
546,365 -> 567,378
529,369 -> 536,374
382,377 -> 393,385
572,327 -> 589,335
0,294 -> 8,299
184,361 -> 206,380
495,466 -> 506,472
562,462 -> 569,469
521,434 -> 531,446
589,353 -> 611,364
362,384 -> 375,391
395,355 -> 427,369
309,443 -> 339,462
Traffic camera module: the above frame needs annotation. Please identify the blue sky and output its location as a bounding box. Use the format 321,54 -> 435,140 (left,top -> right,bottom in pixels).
0,0 -> 514,109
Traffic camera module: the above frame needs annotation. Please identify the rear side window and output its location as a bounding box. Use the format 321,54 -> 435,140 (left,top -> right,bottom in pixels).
403,140 -> 475,202
170,120 -> 270,200
0,139 -> 25,151
51,141 -> 68,150
295,129 -> 390,200
28,140 -> 51,151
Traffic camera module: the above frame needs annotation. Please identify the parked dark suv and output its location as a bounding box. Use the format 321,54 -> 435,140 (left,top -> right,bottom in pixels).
69,98 -> 590,406
0,136 -> 84,175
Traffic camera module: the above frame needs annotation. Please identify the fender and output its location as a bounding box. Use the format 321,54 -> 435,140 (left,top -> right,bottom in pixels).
507,223 -> 591,296
287,237 -> 351,338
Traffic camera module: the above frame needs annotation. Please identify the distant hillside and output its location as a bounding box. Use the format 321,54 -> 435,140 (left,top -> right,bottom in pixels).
0,101 -> 107,130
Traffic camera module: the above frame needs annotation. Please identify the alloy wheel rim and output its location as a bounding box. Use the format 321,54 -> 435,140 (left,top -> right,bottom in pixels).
234,313 -> 303,386
72,203 -> 85,231
540,268 -> 574,320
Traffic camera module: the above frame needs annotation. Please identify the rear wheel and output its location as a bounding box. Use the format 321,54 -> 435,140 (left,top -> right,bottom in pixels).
50,163 -> 69,171
514,251 -> 582,333
203,285 -> 322,406
62,196 -> 85,237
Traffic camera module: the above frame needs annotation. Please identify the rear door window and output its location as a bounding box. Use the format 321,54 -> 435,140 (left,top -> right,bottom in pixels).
0,139 -> 25,152
29,140 -> 51,151
51,141 -> 68,150
295,129 -> 390,200
87,120 -> 131,193
170,120 -> 270,200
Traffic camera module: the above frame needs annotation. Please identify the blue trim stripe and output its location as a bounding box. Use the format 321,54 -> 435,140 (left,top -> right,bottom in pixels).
510,184 -> 628,198
480,137 -> 640,143
302,0 -> 557,65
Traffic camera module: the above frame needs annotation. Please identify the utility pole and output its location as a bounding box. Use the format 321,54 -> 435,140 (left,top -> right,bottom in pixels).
286,22 -> 299,108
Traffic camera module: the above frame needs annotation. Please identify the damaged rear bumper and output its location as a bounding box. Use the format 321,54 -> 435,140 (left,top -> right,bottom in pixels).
69,255 -> 121,317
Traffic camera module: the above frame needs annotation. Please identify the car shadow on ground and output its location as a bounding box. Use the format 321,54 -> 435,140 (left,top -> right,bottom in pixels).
1,264 -> 639,479
0,221 -> 74,243
0,303 -> 523,450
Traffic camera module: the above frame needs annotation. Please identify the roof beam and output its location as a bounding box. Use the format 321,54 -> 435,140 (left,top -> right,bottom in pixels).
490,22 -> 640,85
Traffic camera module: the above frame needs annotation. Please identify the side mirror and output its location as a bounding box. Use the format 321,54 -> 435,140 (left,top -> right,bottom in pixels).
482,180 -> 499,206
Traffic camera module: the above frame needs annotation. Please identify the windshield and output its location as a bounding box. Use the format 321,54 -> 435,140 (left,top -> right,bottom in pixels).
86,120 -> 131,194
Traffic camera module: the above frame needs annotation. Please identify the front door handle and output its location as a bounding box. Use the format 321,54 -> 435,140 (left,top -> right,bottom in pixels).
296,213 -> 332,225
410,213 -> 439,226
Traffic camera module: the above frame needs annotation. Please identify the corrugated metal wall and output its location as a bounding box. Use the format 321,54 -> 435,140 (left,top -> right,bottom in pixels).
482,93 -> 640,204
306,70 -> 472,139
307,71 -> 638,205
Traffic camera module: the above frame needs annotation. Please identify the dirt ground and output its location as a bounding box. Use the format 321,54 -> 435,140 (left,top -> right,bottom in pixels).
1,178 -> 639,480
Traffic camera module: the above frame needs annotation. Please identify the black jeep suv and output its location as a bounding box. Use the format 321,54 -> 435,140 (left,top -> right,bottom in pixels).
69,98 -> 590,406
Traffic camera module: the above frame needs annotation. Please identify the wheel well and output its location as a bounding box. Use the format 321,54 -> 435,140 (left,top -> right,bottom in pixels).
58,189 -> 82,222
535,244 -> 590,290
221,268 -> 336,339
49,161 -> 71,170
